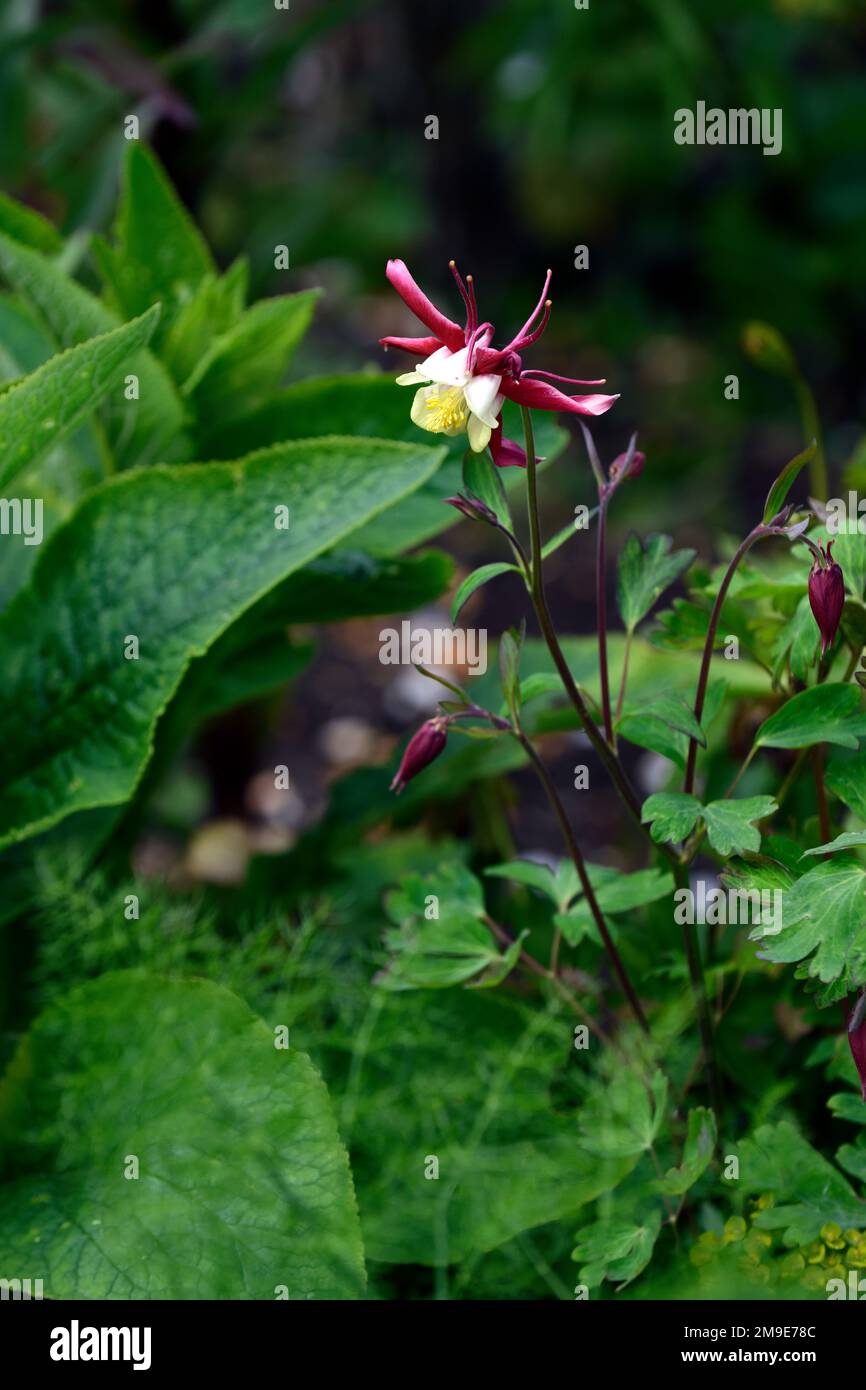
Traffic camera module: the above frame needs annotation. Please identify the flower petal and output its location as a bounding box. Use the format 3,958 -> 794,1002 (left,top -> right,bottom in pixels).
467,413 -> 492,452
490,422 -> 527,468
501,377 -> 619,417
419,345 -> 470,385
386,260 -> 464,351
380,334 -> 444,356
395,371 -> 428,386
464,373 -> 503,427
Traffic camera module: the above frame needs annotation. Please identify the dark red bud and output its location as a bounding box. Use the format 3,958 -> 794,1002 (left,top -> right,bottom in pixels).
444,493 -> 499,527
390,717 -> 448,793
847,995 -> 866,1102
808,539 -> 845,657
609,448 -> 645,483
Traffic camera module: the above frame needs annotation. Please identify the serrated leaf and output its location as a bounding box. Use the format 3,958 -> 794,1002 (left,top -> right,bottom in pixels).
95,144 -> 214,340
0,231 -> 188,467
579,1068 -> 668,1158
617,533 -> 696,633
0,306 -> 160,491
184,291 -> 321,423
756,684 -> 866,751
0,972 -> 365,1298
451,562 -> 518,623
753,859 -> 866,984
736,1121 -> 866,1245
641,791 -> 702,845
0,437 -> 445,851
556,868 -> 673,946
702,796 -> 777,856
0,190 -> 63,254
573,1213 -> 661,1289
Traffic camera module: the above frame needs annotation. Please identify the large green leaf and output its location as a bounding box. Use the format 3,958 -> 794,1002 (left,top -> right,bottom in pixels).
0,231 -> 189,466
0,972 -> 365,1298
756,684 -> 866,751
0,306 -> 159,490
826,748 -> 866,820
0,436 -> 445,850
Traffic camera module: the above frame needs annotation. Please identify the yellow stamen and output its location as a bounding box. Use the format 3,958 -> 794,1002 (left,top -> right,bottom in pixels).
424,386 -> 469,433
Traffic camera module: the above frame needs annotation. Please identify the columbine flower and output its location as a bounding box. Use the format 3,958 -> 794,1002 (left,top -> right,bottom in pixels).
381,258 -> 618,466
390,716 -> 448,793
808,538 -> 845,657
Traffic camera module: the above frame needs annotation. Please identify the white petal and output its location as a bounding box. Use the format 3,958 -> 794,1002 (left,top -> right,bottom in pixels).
467,413 -> 492,452
419,344 -> 470,386
464,373 -> 503,427
396,371 -> 427,386
410,386 -> 437,431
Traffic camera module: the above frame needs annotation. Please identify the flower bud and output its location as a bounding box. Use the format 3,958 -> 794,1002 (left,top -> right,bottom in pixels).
808,539 -> 845,657
609,448 -> 645,483
390,717 -> 448,793
444,492 -> 499,527
847,994 -> 866,1102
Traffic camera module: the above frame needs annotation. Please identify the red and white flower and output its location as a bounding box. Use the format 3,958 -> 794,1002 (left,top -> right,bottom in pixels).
381,258 -> 618,467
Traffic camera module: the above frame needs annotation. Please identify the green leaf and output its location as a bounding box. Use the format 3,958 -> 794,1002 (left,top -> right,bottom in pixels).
802,831 -> 866,858
832,523 -> 866,600
828,1093 -> 866,1125
0,231 -> 188,467
617,533 -> 696,633
579,1068 -> 668,1158
362,1135 -> 636,1266
378,913 -> 509,991
618,691 -> 706,767
485,858 -> 563,904
161,263 -> 248,386
95,144 -> 214,339
752,859 -> 866,984
462,449 -> 511,527
0,306 -> 160,490
499,628 -> 523,720
827,749 -> 866,820
659,1107 -> 717,1196
762,440 -> 817,524
573,1213 -> 661,1289
736,1121 -> 866,1245
0,190 -> 63,255
755,684 -> 866,751
0,972 -> 365,1298
0,437 -> 445,851
451,562 -> 518,623
641,791 -> 702,845
556,868 -> 673,946
184,291 -> 321,423
702,796 -> 777,856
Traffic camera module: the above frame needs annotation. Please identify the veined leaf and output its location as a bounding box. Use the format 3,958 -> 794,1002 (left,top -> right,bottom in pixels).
0,972 -> 365,1298
756,684 -> 866,751
0,231 -> 188,467
641,792 -> 702,845
617,533 -> 696,634
0,436 -> 445,850
0,306 -> 159,490
659,1107 -> 717,1196
702,796 -> 777,857
752,858 -> 866,985
451,562 -> 519,623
